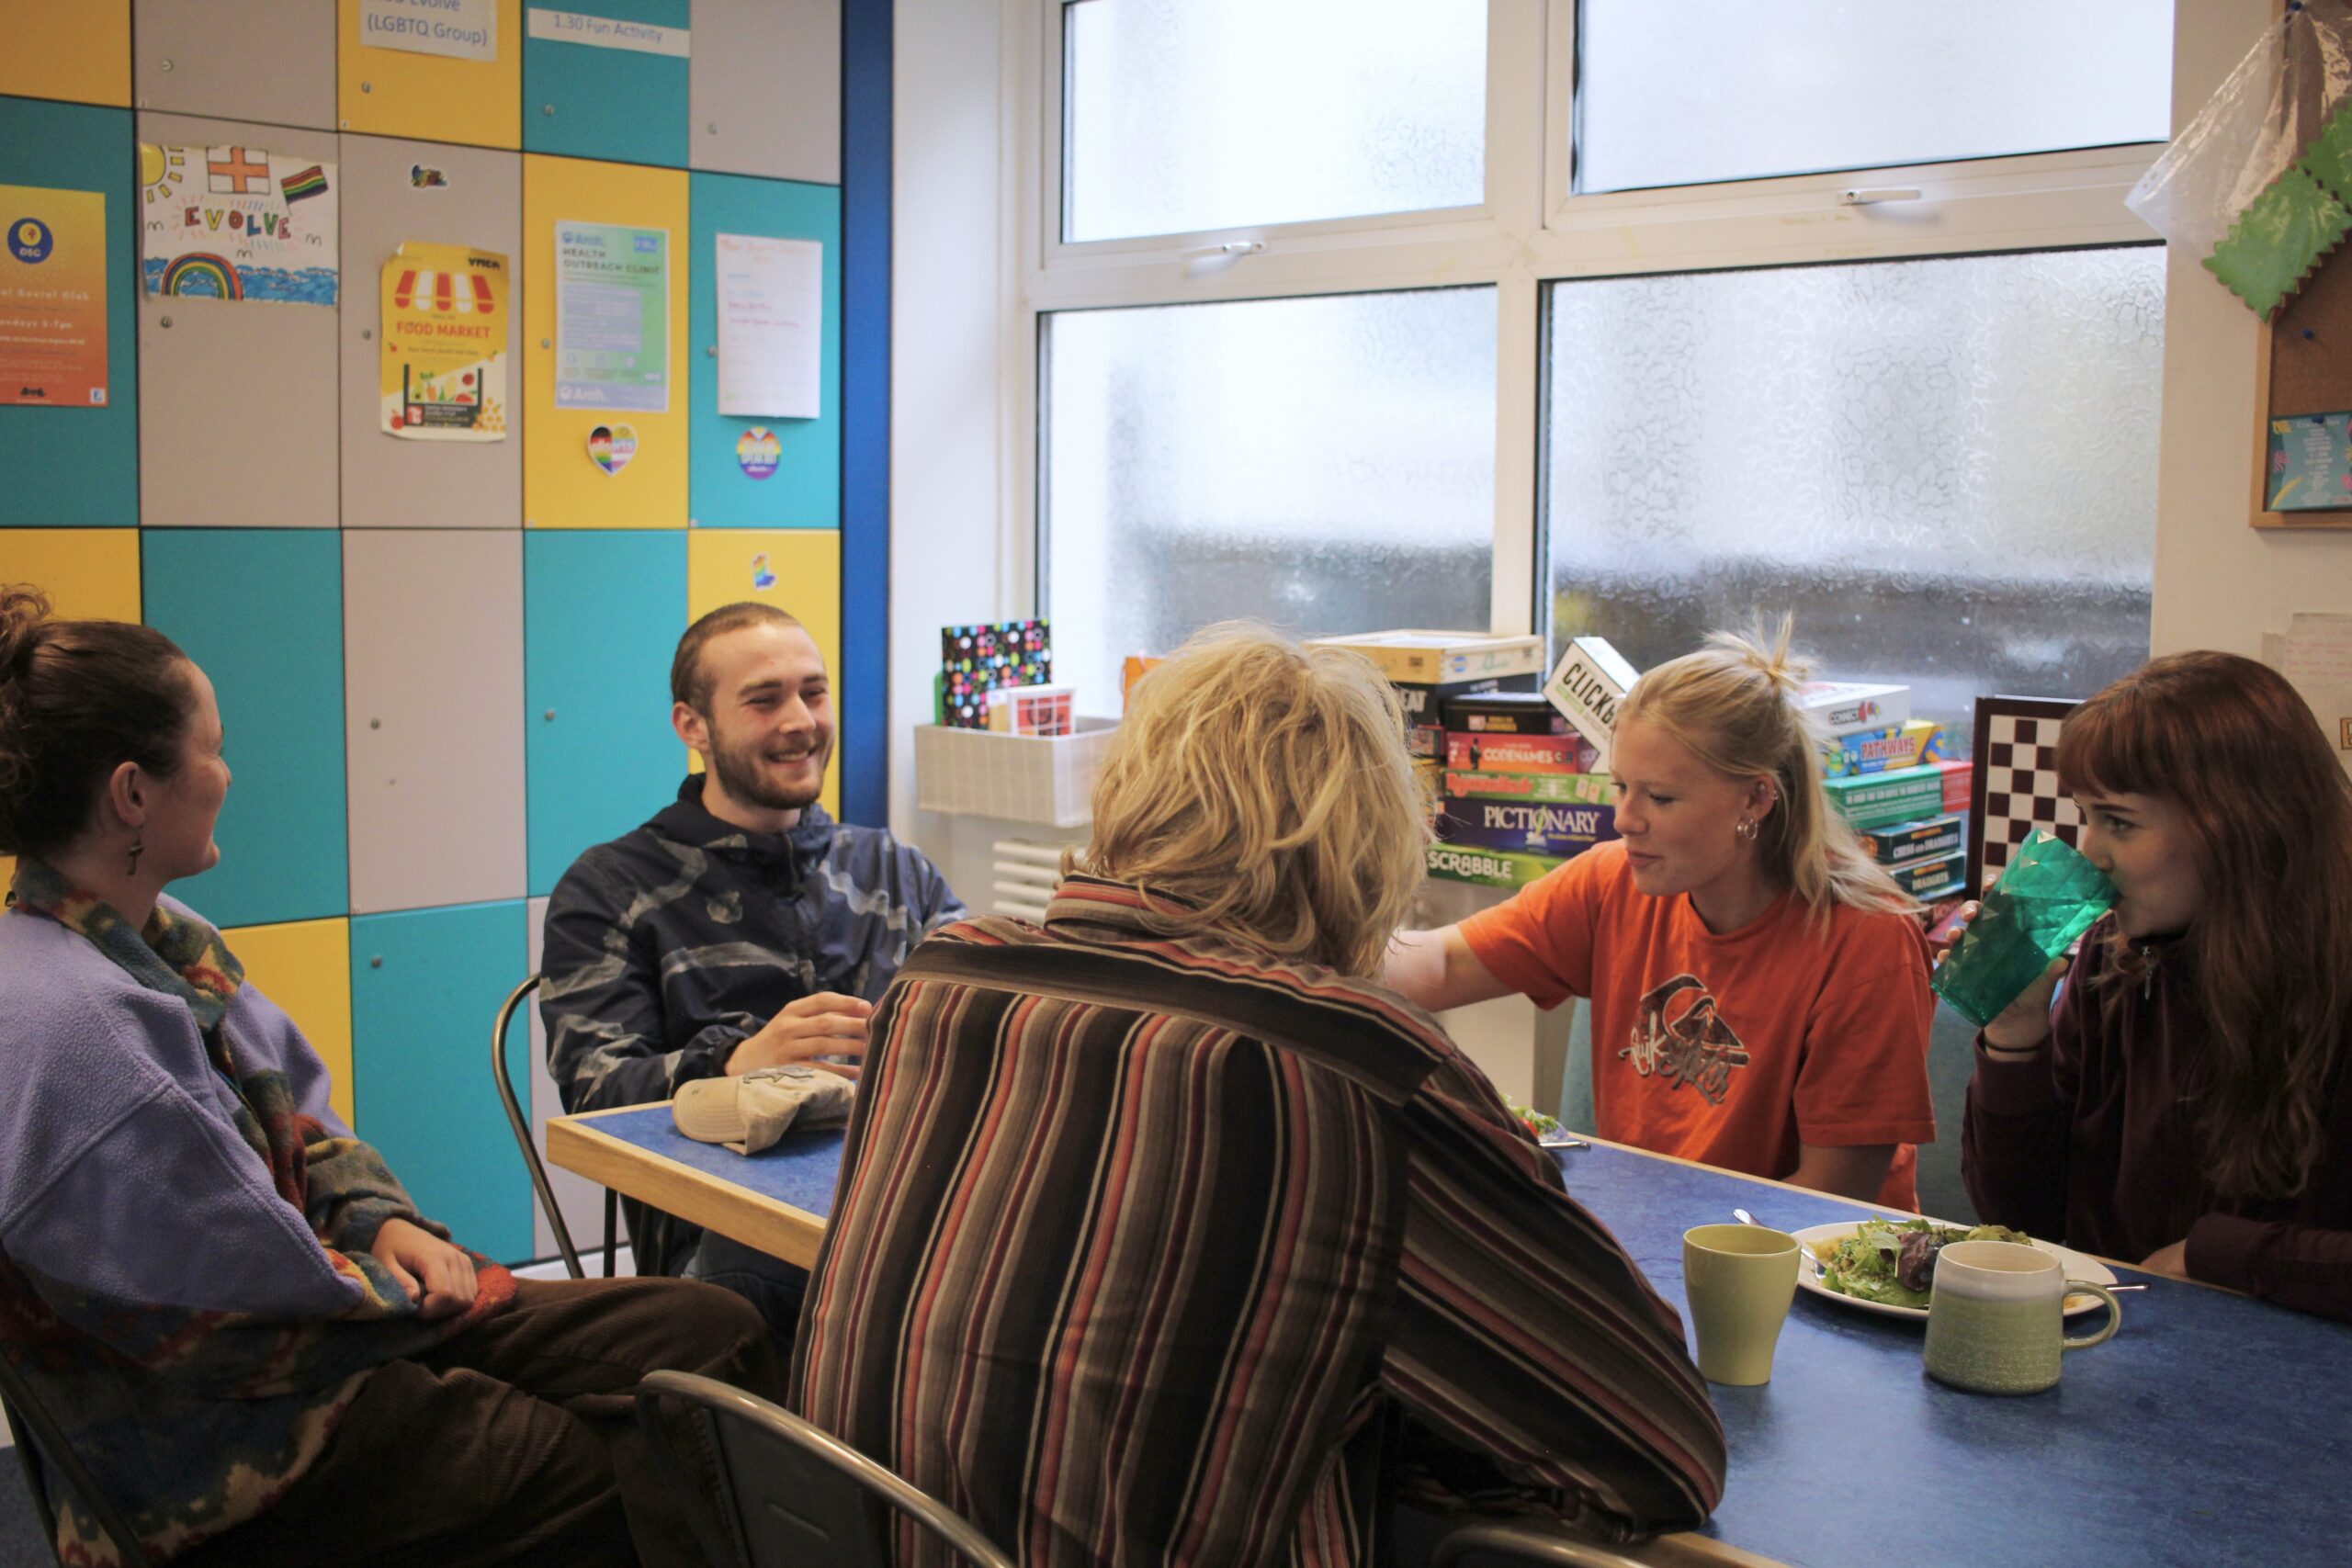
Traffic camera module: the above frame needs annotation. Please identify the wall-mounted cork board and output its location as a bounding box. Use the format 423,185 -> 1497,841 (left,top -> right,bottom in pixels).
2251,247 -> 2352,528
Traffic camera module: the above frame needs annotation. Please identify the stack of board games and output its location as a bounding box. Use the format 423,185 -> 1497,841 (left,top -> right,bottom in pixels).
1430,690 -> 1616,890
1804,681 -> 1970,902
1305,630 -> 1546,831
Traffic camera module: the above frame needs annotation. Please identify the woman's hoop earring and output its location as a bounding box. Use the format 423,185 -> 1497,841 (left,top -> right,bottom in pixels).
1734,818 -> 1758,842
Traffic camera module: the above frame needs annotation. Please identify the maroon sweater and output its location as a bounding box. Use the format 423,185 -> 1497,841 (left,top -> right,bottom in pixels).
1962,917 -> 2352,1324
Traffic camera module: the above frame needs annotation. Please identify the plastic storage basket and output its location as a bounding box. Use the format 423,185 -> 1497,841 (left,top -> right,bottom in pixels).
913,716 -> 1118,827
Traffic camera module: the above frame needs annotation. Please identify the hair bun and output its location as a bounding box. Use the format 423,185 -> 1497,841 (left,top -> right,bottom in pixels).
0,584 -> 51,681
1702,614 -> 1810,697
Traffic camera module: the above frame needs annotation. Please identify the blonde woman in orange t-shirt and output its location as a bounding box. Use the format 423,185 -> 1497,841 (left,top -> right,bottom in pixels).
1386,622 -> 1937,1208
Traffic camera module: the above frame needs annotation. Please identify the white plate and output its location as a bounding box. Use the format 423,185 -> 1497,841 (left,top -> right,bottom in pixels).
1792,1220 -> 2120,1323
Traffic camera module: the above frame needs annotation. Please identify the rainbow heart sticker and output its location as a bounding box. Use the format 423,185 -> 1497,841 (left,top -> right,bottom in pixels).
587,423 -> 638,476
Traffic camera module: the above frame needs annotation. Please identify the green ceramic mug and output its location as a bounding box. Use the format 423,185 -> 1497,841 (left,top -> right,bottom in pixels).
1924,1240 -> 2122,1395
1682,1224 -> 1801,1386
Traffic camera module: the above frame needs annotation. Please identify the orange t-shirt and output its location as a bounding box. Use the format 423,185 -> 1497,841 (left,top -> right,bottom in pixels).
1458,840 -> 1936,1210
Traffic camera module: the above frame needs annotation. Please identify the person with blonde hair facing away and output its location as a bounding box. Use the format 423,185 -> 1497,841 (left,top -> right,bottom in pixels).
1962,651 -> 2352,1323
1387,621 -> 1936,1208
794,623 -> 1725,1568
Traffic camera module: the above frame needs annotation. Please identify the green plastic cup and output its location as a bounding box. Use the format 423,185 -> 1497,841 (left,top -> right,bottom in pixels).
1930,830 -> 2116,1028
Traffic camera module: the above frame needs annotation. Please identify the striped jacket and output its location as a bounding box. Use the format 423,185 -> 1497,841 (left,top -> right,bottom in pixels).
792,877 -> 1726,1568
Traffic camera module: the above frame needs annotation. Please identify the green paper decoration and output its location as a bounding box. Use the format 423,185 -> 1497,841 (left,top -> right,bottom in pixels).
2299,99 -> 2352,208
2202,166 -> 2351,321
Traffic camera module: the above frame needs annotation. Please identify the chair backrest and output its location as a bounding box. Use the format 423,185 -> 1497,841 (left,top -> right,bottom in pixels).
634,1370 -> 1017,1568
0,1344 -> 147,1567
1965,695 -> 2084,897
1430,1519 -> 1654,1568
490,972 -> 584,1280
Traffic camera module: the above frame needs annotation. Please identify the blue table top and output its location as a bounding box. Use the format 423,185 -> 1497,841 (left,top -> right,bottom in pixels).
578,1108 -> 2350,1567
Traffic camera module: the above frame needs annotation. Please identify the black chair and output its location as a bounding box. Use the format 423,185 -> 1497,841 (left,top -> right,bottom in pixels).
491,972 -> 617,1280
1431,1519 -> 1660,1567
633,1371 -> 1016,1568
0,1343 -> 146,1567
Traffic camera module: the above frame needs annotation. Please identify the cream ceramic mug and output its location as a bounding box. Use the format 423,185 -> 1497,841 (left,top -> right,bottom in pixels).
1681,1224 -> 1801,1386
1924,1240 -> 2121,1395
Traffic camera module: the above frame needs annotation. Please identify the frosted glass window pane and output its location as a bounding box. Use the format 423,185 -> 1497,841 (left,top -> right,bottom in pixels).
1064,0 -> 1486,243
1543,248 -> 2165,735
1046,288 -> 1497,712
1576,1 -> 2173,193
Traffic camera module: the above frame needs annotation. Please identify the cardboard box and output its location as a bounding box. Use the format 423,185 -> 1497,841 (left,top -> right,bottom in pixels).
1821,719 -> 1948,779
1888,849 -> 1967,900
1406,723 -> 1445,761
1438,798 -> 1617,859
1445,731 -> 1600,775
1826,760 -> 1973,829
1857,812 -> 1966,866
1445,690 -> 1572,734
1426,842 -> 1560,890
987,683 -> 1075,737
1939,759 -> 1972,815
1442,770 -> 1611,805
1307,629 -> 1545,685
1799,681 -> 1911,738
1542,636 -> 1640,773
1391,672 -> 1537,723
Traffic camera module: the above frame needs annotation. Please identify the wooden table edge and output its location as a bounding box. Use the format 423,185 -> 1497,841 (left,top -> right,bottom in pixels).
545,1103 -> 827,1269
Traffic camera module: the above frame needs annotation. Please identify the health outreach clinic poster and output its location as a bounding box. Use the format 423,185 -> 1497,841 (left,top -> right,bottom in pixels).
380,242 -> 509,441
0,186 -> 109,409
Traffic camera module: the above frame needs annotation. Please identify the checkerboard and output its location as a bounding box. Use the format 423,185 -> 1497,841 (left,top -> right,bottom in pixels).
1970,701 -> 2084,895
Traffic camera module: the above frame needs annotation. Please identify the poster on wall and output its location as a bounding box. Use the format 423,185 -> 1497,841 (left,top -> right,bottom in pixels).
715,232 -> 821,419
553,220 -> 668,412
358,0 -> 498,62
2266,412 -> 2352,512
140,144 -> 339,306
379,242 -> 509,441
0,186 -> 108,408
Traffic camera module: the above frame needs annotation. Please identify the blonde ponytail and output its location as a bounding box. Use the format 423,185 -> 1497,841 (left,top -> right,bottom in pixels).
1616,616 -> 1914,921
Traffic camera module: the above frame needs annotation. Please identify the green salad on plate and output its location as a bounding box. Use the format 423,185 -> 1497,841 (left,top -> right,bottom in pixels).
1815,1217 -> 2032,1309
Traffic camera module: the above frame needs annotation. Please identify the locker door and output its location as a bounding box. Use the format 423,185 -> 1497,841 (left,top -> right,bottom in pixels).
222,916 -> 356,1130
0,98 -> 139,526
136,113 -> 341,528
524,895 -> 614,1262
350,900 -> 534,1263
132,0 -> 337,130
522,0 -> 689,169
688,173 -> 840,529
689,0 -> 838,184
524,529 -> 687,895
143,528 -> 349,928
339,135 -> 522,528
336,0 -> 522,150
344,528 -> 527,913
688,529 -> 841,820
0,1 -> 130,107
0,526 -> 140,891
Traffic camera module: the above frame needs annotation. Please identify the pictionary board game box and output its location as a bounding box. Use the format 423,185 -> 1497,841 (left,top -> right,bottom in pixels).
1437,798 -> 1618,859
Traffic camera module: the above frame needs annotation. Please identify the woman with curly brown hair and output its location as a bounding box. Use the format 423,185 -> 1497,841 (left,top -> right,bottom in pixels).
1962,650 -> 2352,1323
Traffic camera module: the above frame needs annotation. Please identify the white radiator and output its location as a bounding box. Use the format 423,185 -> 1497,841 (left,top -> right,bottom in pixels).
989,839 -> 1064,921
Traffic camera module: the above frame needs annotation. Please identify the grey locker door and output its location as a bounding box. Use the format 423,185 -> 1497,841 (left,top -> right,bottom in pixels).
344,529 -> 527,913
525,895 -> 627,1267
339,137 -> 522,529
133,0 -> 337,130
136,113 -> 341,528
689,0 -> 840,184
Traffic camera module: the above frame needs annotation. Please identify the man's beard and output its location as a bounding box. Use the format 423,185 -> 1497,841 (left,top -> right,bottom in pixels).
708,721 -> 829,812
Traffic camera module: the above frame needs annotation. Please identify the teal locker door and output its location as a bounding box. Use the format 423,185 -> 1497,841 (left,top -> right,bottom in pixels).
523,0 -> 690,168
143,529 -> 349,927
0,98 -> 138,526
688,173 -> 840,528
350,900 -> 534,1263
525,529 -> 687,895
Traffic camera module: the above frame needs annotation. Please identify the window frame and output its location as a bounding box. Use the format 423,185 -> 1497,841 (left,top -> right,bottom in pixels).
1014,0 -> 2172,647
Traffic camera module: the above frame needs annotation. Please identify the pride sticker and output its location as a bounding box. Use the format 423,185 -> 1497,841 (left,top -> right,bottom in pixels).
588,423 -> 638,475
736,426 -> 780,479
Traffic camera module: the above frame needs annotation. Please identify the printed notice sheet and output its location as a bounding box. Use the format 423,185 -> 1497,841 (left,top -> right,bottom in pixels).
714,232 -> 820,419
554,220 -> 669,412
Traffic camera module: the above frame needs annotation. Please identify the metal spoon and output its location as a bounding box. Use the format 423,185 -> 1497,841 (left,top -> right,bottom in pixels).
1732,1207 -> 1827,1271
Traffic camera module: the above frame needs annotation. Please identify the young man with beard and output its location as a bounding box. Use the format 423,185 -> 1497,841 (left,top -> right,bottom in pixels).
541,603 -> 962,1337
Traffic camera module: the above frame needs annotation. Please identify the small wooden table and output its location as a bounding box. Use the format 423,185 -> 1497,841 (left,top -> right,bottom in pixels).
543,1101 -> 841,1269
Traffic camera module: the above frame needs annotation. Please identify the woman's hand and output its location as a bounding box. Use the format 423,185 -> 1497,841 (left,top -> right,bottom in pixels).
369,1216 -> 480,1320
2139,1239 -> 2189,1278
1936,901 -> 2064,1053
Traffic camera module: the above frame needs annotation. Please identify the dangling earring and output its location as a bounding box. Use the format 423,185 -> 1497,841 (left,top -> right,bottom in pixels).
126,836 -> 144,876
1734,818 -> 1758,842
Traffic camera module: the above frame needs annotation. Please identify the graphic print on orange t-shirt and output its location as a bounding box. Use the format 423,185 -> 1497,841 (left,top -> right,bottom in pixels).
1623,974 -> 1750,1106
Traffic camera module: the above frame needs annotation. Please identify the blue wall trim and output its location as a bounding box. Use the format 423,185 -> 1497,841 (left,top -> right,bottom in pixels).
841,0 -> 892,827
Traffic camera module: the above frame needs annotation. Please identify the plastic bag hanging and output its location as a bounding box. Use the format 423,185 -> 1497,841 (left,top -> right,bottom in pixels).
2126,0 -> 2352,318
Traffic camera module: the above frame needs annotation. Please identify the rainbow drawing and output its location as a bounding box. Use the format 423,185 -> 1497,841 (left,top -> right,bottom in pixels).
158,253 -> 243,299
279,165 -> 328,204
